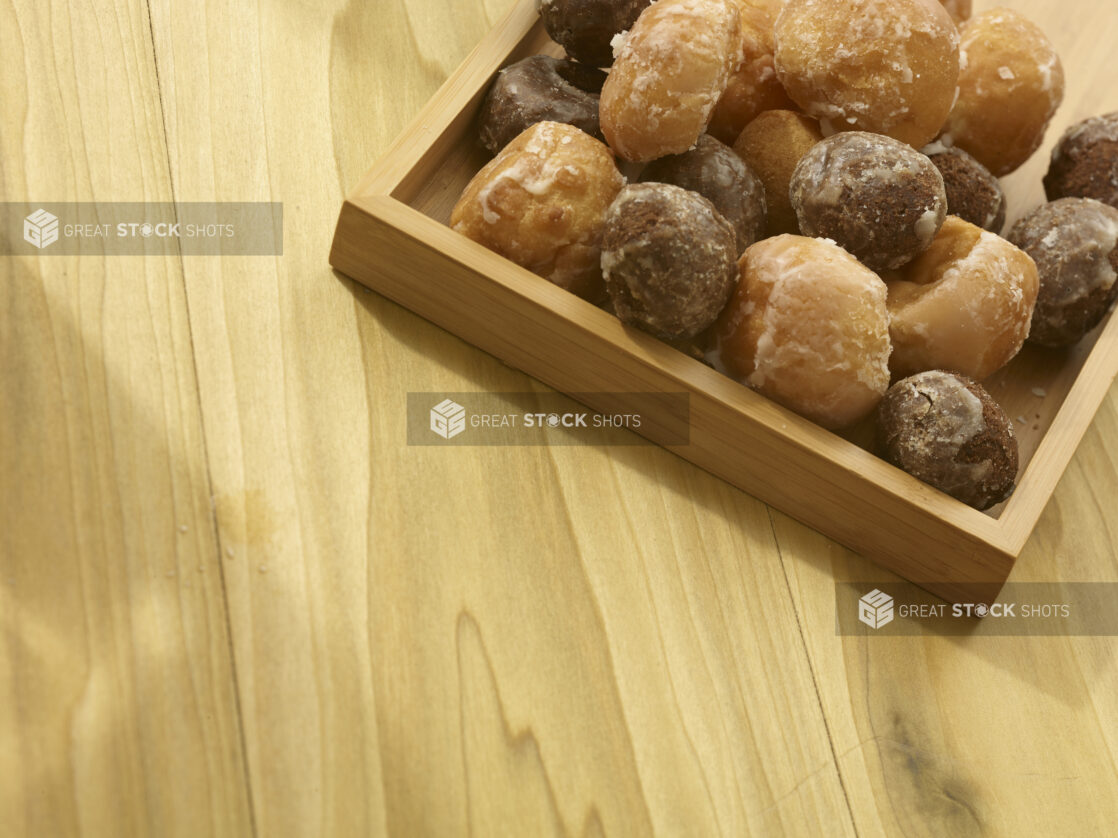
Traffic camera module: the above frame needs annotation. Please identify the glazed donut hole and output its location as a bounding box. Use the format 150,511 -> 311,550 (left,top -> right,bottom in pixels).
712,235 -> 892,430
1044,112 -> 1118,210
601,182 -> 738,340
877,371 -> 1018,510
789,132 -> 947,271
478,55 -> 607,155
706,1 -> 796,145
638,134 -> 767,255
885,216 -> 1039,382
940,8 -> 1065,177
600,0 -> 744,162
733,109 -> 823,236
773,0 -> 960,148
451,122 -> 625,301
1007,198 -> 1118,348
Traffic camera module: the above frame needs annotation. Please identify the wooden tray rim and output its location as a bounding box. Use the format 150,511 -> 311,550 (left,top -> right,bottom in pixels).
335,0 -> 1118,568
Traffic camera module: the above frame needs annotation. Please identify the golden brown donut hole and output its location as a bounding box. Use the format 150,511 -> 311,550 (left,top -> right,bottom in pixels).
940,8 -> 1064,177
600,0 -> 743,162
713,235 -> 892,429
451,122 -> 625,301
885,216 -> 1039,381
732,109 -> 823,236
707,1 -> 797,145
773,0 -> 960,148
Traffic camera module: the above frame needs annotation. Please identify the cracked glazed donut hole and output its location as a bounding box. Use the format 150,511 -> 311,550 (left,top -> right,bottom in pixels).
1044,113 -> 1118,210
451,122 -> 625,301
601,183 -> 738,340
538,0 -> 652,68
733,109 -> 823,236
877,371 -> 1018,510
478,56 -> 607,155
712,235 -> 892,429
599,0 -> 743,162
639,134 -> 767,255
923,143 -> 1007,233
885,216 -> 1039,381
1007,198 -> 1118,348
773,0 -> 960,148
706,1 -> 796,145
941,8 -> 1064,177
789,132 -> 947,271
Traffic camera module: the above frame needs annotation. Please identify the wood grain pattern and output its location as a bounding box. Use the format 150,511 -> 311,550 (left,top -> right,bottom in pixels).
0,0 -> 251,835
145,1 -> 392,834
3,0 -> 1117,836
778,4 -> 1118,833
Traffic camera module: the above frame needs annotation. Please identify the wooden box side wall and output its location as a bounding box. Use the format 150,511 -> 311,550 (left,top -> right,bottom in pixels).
331,195 -> 1016,604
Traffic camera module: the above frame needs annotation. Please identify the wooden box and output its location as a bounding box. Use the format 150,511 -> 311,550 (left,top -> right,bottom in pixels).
329,0 -> 1118,604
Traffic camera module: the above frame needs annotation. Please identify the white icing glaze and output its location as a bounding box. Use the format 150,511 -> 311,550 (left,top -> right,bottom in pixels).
610,30 -> 630,61
914,208 -> 941,244
736,238 -> 890,424
1043,206 -> 1118,304
925,372 -> 987,448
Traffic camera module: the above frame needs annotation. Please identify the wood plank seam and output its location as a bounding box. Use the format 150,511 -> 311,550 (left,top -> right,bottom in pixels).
139,1 -> 259,832
767,508 -> 861,838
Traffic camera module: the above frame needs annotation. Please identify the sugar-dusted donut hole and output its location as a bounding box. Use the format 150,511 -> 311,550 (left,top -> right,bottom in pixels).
451,122 -> 625,301
940,8 -> 1064,177
600,0 -> 743,162
773,0 -> 960,148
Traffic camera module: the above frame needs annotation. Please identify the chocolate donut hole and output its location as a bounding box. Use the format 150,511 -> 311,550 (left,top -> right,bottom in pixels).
877,371 -> 1018,510
924,143 -> 1007,233
1044,112 -> 1118,210
478,55 -> 606,155
538,0 -> 653,68
790,132 -> 947,271
601,182 -> 738,341
639,134 -> 766,255
1007,197 -> 1118,348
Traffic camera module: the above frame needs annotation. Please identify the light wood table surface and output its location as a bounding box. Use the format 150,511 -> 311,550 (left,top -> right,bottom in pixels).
2,0 -> 1117,835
